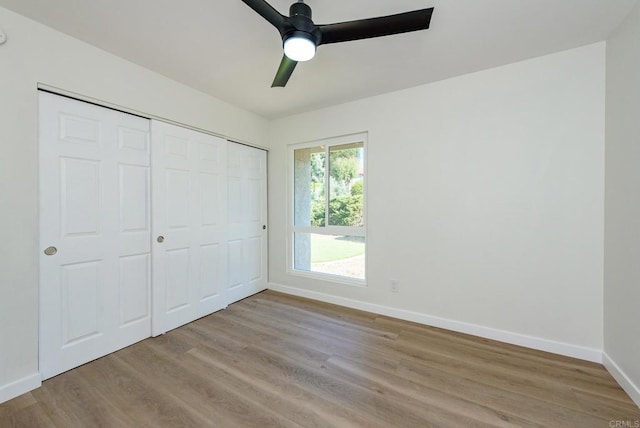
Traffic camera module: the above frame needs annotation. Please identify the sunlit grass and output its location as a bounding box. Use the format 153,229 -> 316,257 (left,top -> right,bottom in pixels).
311,234 -> 365,263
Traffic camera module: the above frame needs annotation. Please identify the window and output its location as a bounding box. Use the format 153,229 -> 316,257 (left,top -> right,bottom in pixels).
290,133 -> 366,282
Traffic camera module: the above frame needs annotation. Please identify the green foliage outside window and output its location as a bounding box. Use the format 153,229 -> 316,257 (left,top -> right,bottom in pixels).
309,145 -> 364,227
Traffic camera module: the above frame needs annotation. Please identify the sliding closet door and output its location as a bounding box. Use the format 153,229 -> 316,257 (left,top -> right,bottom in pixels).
151,121 -> 228,335
227,143 -> 268,304
39,92 -> 151,379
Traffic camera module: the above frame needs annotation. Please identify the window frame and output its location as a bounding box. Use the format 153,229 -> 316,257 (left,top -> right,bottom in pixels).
287,132 -> 367,286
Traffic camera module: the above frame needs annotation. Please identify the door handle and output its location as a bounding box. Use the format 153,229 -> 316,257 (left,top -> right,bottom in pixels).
157,236 -> 165,243
44,246 -> 57,256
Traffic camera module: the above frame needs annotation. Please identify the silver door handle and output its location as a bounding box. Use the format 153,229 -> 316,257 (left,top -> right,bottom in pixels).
157,236 -> 165,243
44,246 -> 57,256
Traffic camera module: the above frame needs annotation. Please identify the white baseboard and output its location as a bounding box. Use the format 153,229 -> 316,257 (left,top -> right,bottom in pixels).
268,283 -> 603,363
603,352 -> 640,408
0,372 -> 41,404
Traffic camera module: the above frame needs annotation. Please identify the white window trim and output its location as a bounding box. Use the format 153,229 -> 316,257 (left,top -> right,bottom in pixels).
287,132 -> 368,285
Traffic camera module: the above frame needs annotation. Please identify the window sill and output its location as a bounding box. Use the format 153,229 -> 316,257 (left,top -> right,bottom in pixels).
288,269 -> 367,288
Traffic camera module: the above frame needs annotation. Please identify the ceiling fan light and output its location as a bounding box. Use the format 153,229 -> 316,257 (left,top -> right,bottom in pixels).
283,35 -> 316,62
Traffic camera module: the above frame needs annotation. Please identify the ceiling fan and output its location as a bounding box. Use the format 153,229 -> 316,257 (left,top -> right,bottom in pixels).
241,0 -> 435,87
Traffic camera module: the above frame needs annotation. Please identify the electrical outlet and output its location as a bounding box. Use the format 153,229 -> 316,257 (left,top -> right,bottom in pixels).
390,279 -> 399,293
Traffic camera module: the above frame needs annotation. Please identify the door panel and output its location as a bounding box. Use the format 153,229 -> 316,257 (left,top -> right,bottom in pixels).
228,178 -> 242,223
200,173 -> 220,225
166,248 -> 190,312
119,254 -> 150,326
61,261 -> 101,345
247,237 -> 262,281
226,144 -> 268,304
39,92 -> 151,380
59,113 -> 100,145
166,170 -> 190,228
151,121 -> 228,335
119,165 -> 149,232
199,243 -> 221,300
228,239 -> 243,289
61,158 -> 101,236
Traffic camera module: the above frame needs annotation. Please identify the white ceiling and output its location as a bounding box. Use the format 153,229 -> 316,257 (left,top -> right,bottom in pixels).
0,0 -> 637,119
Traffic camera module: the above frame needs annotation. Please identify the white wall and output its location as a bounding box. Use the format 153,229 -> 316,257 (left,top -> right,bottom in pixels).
604,0 -> 640,406
269,43 -> 606,360
0,6 -> 268,402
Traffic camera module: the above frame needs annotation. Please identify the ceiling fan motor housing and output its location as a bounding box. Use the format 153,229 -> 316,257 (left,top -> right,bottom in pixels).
290,1 -> 312,19
286,1 -> 321,46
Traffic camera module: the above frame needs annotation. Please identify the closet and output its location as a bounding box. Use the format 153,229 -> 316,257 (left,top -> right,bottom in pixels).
38,91 -> 267,379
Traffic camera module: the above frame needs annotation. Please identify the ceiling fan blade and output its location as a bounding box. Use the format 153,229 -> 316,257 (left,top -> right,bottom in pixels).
272,55 -> 298,87
241,0 -> 286,30
318,8 -> 434,45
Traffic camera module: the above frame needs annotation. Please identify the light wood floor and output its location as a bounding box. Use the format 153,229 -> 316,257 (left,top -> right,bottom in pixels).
1,290 -> 639,427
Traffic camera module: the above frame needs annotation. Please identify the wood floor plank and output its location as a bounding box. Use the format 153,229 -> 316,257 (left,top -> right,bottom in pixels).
325,355 -> 542,427
261,290 -> 378,324
1,290 -> 637,427
249,296 -> 400,341
0,393 -> 37,421
0,404 -> 56,428
393,354 -> 618,426
395,330 -> 627,401
395,342 -> 584,410
116,341 -> 302,428
233,344 -> 491,427
574,390 -> 640,421
219,302 -> 401,373
373,314 -> 606,371
386,319 -> 612,380
186,345 -> 380,427
75,353 -> 209,427
30,369 -> 133,428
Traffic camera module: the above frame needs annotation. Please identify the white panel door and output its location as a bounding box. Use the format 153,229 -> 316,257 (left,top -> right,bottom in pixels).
227,143 -> 268,304
151,121 -> 228,335
39,92 -> 151,380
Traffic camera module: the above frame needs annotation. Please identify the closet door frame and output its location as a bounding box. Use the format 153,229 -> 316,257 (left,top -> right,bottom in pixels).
39,90 -> 269,368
